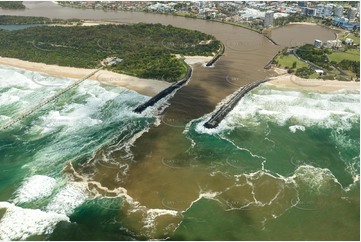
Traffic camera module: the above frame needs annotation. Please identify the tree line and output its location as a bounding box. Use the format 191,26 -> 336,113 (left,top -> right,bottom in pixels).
0,1 -> 25,10
0,15 -> 81,25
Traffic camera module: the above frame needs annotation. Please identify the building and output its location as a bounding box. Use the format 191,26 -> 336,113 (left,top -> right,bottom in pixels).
316,3 -> 324,17
303,7 -> 317,16
334,5 -> 343,17
345,38 -> 354,45
314,39 -> 323,48
332,17 -> 348,27
332,17 -> 359,30
323,4 -> 333,17
315,69 -> 324,75
342,22 -> 360,31
324,39 -> 342,48
298,1 -> 308,8
347,7 -> 357,20
264,11 -> 274,28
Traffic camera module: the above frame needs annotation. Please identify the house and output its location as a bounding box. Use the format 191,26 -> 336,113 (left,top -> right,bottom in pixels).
324,39 -> 342,48
315,69 -> 324,75
314,39 -> 323,48
345,38 -> 354,45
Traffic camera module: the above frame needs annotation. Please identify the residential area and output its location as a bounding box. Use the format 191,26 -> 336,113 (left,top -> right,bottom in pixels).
59,1 -> 360,30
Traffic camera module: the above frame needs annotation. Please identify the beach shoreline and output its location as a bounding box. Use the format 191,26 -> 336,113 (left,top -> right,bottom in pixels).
0,56 -> 172,96
287,22 -> 319,26
1,56 -> 358,96
0,56 -> 212,96
268,74 -> 360,92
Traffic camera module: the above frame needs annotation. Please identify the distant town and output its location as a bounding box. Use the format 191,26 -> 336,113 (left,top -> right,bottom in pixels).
58,1 -> 360,31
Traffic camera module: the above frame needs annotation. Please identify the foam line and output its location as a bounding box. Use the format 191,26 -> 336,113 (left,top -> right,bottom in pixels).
0,202 -> 69,241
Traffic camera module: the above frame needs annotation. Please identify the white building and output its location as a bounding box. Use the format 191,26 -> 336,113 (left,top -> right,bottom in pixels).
324,4 -> 333,17
314,39 -> 323,48
147,3 -> 173,12
316,4 -> 325,17
315,69 -> 324,75
315,3 -> 334,17
264,11 -> 274,28
345,38 -> 354,45
324,39 -> 342,48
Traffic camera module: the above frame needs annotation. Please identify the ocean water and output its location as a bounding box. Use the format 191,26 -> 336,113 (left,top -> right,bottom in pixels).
0,65 -> 154,240
0,65 -> 359,240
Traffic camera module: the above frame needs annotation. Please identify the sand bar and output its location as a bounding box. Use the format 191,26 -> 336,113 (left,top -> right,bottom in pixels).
0,56 -> 171,96
288,22 -> 318,26
183,55 -> 213,65
269,74 -> 360,92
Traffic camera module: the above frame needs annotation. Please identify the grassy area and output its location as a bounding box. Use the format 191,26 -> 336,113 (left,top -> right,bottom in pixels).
0,23 -> 220,81
340,32 -> 360,45
275,54 -> 308,69
328,49 -> 360,63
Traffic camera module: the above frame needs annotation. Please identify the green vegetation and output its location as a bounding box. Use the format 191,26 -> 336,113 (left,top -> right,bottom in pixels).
296,44 -> 331,70
0,23 -> 219,81
275,43 -> 359,80
337,59 -> 360,78
0,15 -> 81,25
0,1 -> 25,9
340,32 -> 360,45
328,49 -> 360,62
275,54 -> 307,69
295,66 -> 315,78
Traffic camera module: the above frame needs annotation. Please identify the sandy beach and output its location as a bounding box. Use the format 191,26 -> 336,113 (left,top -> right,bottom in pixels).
183,55 -> 213,65
2,56 -> 358,96
49,20 -> 125,27
288,22 -> 318,26
269,74 -> 360,92
0,56 -> 171,96
0,55 -> 214,96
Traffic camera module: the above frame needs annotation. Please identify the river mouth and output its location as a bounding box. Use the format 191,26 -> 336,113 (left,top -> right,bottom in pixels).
0,2 -> 359,241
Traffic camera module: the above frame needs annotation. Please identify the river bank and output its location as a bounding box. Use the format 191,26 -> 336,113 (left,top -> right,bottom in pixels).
269,73 -> 360,92
0,56 -> 213,96
287,21 -> 319,26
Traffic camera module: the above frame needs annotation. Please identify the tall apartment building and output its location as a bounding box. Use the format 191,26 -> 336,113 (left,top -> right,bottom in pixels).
264,11 -> 274,28
334,5 -> 344,17
347,7 -> 357,20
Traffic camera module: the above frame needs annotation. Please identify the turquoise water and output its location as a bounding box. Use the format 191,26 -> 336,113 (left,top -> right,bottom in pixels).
0,65 -> 153,240
0,65 -> 359,240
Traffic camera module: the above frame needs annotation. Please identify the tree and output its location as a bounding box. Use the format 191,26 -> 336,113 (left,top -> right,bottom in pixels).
292,61 -> 297,69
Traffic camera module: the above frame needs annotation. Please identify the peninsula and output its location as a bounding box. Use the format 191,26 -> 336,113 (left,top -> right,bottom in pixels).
0,20 -> 220,82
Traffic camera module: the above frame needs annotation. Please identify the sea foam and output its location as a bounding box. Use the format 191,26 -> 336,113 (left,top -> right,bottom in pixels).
0,202 -> 69,241
197,85 -> 360,133
289,125 -> 305,133
46,182 -> 89,215
13,175 -> 57,204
